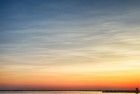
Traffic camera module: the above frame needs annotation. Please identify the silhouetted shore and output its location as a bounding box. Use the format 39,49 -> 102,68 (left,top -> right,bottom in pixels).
102,90 -> 139,93
0,89 -> 139,93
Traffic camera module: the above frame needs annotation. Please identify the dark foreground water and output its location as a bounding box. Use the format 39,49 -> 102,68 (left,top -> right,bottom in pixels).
0,91 -> 138,94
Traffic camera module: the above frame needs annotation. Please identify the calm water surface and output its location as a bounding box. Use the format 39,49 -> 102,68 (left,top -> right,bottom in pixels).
0,91 -> 138,94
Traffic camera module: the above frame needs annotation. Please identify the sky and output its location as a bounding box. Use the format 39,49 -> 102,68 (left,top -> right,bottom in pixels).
0,0 -> 140,90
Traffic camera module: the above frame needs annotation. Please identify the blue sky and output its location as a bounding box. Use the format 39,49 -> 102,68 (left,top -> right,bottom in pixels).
0,0 -> 140,65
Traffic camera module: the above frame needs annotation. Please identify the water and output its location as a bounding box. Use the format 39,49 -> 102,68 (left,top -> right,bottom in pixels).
0,91 -> 138,94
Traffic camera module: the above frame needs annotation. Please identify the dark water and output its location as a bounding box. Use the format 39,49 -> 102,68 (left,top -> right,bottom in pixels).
0,91 -> 138,94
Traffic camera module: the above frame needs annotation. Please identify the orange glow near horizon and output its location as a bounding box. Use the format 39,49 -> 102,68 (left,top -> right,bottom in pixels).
0,62 -> 140,90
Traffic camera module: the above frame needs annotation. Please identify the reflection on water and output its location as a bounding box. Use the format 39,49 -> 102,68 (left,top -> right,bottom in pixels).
0,91 -> 138,94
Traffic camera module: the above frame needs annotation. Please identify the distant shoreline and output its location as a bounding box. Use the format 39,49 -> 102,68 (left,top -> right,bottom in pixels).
0,90 -> 139,93
102,90 -> 139,93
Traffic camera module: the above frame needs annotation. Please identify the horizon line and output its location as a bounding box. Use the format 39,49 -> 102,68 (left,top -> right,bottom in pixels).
0,89 -> 139,93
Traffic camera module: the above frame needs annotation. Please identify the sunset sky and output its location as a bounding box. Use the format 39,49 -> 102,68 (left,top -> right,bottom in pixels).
0,0 -> 140,90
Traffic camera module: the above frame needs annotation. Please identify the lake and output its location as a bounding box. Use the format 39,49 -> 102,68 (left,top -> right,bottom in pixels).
0,91 -> 138,94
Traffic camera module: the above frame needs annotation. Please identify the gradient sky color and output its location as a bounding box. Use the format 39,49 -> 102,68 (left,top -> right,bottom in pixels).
0,0 -> 140,90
